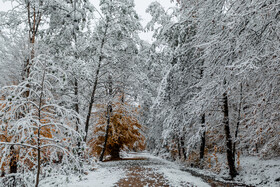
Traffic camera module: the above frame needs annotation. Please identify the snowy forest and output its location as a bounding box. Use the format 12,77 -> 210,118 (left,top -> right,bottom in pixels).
0,0 -> 279,186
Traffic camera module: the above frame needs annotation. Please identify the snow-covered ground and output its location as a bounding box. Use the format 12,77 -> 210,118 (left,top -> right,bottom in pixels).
41,152 -> 210,187
40,152 -> 280,187
41,164 -> 125,187
67,167 -> 125,187
181,154 -> 280,187
236,156 -> 280,186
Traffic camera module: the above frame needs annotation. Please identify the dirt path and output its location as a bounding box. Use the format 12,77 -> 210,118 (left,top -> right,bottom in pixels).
100,152 -> 209,187
115,166 -> 170,186
66,152 -> 251,187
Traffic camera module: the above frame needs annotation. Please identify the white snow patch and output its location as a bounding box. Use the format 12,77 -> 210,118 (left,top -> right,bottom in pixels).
41,166 -> 125,187
68,167 -> 124,187
236,156 -> 280,187
158,167 -> 209,187
182,154 -> 280,187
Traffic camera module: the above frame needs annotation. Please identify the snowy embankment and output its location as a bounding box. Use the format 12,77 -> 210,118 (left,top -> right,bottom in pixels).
41,152 -> 210,187
236,156 -> 280,186
181,155 -> 280,187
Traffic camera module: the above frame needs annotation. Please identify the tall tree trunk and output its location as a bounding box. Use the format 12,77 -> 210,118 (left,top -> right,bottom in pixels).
222,91 -> 237,178
35,68 -> 46,187
177,136 -> 181,159
233,83 -> 242,161
110,143 -> 120,160
9,146 -> 17,174
180,136 -> 187,160
74,78 -> 80,131
99,102 -> 112,161
35,131 -> 41,187
84,23 -> 109,142
9,145 -> 17,186
74,77 -> 83,160
199,64 -> 206,164
99,75 -> 113,161
199,114 -> 206,161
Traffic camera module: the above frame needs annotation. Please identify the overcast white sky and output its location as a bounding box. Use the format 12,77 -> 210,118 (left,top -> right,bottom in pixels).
0,0 -> 174,42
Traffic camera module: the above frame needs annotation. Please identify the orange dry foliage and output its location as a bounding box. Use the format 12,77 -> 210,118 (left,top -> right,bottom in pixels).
0,95 -> 73,174
89,98 -> 145,159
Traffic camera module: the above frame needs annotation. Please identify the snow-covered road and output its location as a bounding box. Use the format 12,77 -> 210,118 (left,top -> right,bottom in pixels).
66,152 -> 210,187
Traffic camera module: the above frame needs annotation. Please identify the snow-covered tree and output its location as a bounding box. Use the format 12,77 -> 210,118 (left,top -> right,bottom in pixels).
84,0 -> 142,142
144,0 -> 280,179
0,54 -> 83,186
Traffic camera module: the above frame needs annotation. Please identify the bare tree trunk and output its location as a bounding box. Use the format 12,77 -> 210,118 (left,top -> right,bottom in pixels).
177,136 -> 181,159
84,23 -> 109,142
199,65 -> 206,164
84,60 -> 101,142
99,103 -> 112,161
35,131 -> 41,187
74,79 -> 80,129
74,78 -> 80,133
9,145 -> 17,186
35,68 -> 46,187
233,83 -> 242,161
74,78 -> 83,159
9,146 -> 17,174
180,136 -> 187,160
222,91 -> 237,179
110,143 -> 120,160
199,114 -> 206,161
99,75 -> 113,161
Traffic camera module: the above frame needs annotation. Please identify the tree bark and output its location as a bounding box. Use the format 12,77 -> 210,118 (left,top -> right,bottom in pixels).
35,68 -> 46,187
199,65 -> 206,164
222,91 -> 237,178
110,144 -> 120,160
199,113 -> 206,161
9,146 -> 17,174
99,75 -> 113,161
180,136 -> 187,160
177,136 -> 181,159
35,133 -> 41,187
74,78 -> 83,159
233,83 -> 242,161
99,103 -> 112,161
9,145 -> 17,186
84,23 -> 109,142
74,78 -> 80,131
